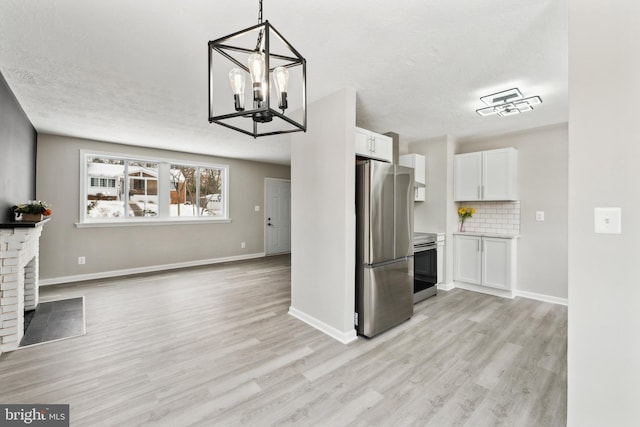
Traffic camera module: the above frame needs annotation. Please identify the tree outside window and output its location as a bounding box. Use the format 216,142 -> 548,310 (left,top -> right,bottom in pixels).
83,153 -> 228,222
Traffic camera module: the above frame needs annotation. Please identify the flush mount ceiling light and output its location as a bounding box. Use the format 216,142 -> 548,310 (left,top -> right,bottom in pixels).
208,0 -> 307,138
476,88 -> 542,117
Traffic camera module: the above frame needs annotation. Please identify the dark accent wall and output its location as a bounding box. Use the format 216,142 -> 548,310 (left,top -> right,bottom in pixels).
0,71 -> 37,222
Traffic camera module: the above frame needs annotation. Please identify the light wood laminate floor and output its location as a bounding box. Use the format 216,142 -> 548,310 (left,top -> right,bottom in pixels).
0,255 -> 567,426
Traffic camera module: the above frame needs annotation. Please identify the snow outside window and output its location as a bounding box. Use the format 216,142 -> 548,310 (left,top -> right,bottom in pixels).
82,153 -> 228,224
169,165 -> 225,218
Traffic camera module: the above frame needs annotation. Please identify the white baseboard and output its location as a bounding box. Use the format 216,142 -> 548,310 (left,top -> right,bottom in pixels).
514,290 -> 568,306
39,252 -> 266,286
437,281 -> 455,291
450,281 -> 567,306
288,306 -> 358,345
453,281 -> 514,299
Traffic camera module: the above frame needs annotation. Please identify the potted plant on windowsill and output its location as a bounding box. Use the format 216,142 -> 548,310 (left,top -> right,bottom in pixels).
10,201 -> 52,222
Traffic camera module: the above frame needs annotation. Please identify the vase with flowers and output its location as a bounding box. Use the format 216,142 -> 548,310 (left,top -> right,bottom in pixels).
457,207 -> 475,232
10,200 -> 52,222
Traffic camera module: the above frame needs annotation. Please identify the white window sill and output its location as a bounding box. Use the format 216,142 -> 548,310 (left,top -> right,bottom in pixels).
74,218 -> 232,228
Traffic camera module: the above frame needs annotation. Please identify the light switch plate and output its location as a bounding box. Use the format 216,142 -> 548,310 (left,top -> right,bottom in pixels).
254,205 -> 260,212
535,211 -> 545,221
594,207 -> 622,234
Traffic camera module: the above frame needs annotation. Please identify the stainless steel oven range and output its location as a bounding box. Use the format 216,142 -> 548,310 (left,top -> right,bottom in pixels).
413,232 -> 438,303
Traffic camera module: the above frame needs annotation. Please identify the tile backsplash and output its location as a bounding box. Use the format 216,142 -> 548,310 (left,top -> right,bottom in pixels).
457,201 -> 520,235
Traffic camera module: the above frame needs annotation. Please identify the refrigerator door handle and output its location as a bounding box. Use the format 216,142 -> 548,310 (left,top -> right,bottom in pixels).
367,256 -> 410,269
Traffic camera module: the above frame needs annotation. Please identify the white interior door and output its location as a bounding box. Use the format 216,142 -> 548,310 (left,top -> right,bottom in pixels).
265,178 -> 291,255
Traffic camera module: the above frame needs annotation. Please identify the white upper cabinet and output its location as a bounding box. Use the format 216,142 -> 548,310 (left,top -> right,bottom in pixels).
454,148 -> 518,201
454,152 -> 483,201
355,127 -> 393,163
399,153 -> 426,202
482,149 -> 518,201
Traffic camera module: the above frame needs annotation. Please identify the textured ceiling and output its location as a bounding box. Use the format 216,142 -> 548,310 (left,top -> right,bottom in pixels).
0,0 -> 567,165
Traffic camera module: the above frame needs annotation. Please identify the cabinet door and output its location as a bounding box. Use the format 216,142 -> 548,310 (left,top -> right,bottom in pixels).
454,152 -> 482,201
399,153 -> 426,185
354,127 -> 371,157
454,235 -> 482,284
482,237 -> 511,290
400,154 -> 426,201
413,153 -> 426,186
482,148 -> 517,200
370,132 -> 393,162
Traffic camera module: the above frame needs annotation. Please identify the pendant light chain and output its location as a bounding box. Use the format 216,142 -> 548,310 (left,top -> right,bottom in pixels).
255,0 -> 264,52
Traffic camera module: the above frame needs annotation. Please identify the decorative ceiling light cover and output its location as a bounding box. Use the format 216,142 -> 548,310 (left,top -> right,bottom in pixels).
208,0 -> 306,138
476,88 -> 542,117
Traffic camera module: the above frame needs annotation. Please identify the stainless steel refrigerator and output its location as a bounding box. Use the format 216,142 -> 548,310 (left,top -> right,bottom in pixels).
355,159 -> 414,337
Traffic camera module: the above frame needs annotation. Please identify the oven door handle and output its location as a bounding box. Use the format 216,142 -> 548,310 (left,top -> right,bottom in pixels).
414,244 -> 437,253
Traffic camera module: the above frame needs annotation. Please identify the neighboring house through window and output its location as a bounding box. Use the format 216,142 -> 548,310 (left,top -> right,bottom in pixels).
81,152 -> 229,224
90,177 -> 116,188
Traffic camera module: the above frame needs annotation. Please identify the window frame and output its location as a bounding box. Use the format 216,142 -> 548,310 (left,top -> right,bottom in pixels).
78,150 -> 230,227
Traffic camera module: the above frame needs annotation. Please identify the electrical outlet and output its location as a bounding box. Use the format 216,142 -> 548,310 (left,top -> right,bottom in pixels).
241,242 -> 246,249
536,211 -> 545,221
78,256 -> 86,265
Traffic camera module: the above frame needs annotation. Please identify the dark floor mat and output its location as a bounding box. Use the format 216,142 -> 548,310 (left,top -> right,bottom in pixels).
20,297 -> 86,347
23,309 -> 35,333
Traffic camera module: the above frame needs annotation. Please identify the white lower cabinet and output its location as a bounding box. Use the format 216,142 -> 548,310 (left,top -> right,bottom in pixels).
453,234 -> 517,297
453,234 -> 482,284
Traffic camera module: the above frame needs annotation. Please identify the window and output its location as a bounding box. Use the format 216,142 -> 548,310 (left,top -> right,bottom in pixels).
90,178 -> 116,188
169,165 -> 225,218
81,152 -> 229,224
128,161 -> 158,217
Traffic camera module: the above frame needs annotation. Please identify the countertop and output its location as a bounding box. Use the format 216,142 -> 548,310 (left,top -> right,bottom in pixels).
453,231 -> 519,239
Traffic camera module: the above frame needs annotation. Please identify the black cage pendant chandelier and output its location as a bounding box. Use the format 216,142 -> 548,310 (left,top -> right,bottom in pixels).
208,0 -> 307,138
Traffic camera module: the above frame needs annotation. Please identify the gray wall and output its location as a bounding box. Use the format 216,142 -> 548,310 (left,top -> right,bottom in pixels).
290,88 -> 357,342
408,136 -> 448,233
0,72 -> 36,222
405,135 -> 459,285
568,1 -> 640,425
458,124 -> 568,300
36,133 -> 290,281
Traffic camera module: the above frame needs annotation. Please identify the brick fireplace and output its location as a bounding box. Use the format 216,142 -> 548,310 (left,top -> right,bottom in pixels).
0,220 -> 47,356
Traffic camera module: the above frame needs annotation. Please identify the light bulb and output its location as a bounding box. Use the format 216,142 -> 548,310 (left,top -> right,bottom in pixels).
273,66 -> 289,111
248,52 -> 266,102
228,68 -> 246,111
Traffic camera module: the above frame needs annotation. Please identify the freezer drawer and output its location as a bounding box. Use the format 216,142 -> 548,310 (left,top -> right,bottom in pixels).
356,257 -> 414,337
